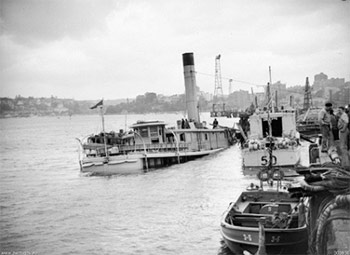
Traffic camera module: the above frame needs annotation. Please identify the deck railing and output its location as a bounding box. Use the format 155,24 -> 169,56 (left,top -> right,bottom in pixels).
119,142 -> 191,153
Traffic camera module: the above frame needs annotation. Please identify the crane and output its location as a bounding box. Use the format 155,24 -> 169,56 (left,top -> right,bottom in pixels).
303,77 -> 312,110
211,54 -> 228,117
213,54 -> 224,103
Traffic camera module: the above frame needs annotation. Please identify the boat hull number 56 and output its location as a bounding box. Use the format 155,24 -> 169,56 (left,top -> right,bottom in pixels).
261,155 -> 277,166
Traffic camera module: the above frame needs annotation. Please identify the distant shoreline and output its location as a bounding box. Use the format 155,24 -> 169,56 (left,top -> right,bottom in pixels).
0,111 -> 188,119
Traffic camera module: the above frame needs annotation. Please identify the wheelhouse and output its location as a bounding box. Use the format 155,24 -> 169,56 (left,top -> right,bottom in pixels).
249,111 -> 297,139
130,121 -> 167,145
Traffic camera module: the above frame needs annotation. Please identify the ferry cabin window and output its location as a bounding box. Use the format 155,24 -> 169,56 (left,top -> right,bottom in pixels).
139,128 -> 148,137
166,133 -> 174,143
150,126 -> 158,137
179,133 -> 186,142
262,117 -> 283,137
205,133 -> 208,140
151,138 -> 159,144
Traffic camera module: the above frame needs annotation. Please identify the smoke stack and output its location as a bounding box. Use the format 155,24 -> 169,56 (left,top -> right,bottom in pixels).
182,53 -> 199,123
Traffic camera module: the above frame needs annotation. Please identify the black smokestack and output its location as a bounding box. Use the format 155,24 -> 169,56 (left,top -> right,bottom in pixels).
182,53 -> 194,66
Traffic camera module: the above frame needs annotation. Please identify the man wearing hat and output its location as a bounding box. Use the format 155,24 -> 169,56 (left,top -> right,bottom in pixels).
318,102 -> 333,152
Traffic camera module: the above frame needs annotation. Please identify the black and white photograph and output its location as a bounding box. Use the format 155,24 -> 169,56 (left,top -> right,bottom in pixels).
1,0 -> 349,254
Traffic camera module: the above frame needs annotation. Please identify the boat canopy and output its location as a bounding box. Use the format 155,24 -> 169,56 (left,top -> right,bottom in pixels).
130,120 -> 166,128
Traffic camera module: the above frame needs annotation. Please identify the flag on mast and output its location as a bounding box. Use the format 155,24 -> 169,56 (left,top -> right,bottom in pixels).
90,99 -> 103,109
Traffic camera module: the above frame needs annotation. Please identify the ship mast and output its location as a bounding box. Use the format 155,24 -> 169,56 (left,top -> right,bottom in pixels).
100,104 -> 108,158
268,66 -> 273,112
267,67 -> 273,169
90,99 -> 108,158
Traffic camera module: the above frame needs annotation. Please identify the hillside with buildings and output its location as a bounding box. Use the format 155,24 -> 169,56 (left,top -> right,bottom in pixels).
0,96 -> 128,118
1,72 -> 349,118
224,72 -> 349,111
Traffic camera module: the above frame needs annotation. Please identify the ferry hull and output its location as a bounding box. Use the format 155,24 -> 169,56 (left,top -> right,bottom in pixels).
81,154 -> 145,175
80,148 -> 225,175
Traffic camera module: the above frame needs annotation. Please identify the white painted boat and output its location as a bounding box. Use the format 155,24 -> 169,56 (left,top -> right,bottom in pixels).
241,110 -> 302,170
77,121 -> 231,175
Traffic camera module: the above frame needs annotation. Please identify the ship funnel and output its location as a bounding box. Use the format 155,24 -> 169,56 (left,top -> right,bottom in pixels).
182,53 -> 199,123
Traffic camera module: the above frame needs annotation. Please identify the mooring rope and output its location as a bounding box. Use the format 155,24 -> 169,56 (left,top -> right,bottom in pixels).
315,194 -> 350,255
300,166 -> 350,255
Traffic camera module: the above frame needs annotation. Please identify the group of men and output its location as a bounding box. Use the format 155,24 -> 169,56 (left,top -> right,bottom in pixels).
318,102 -> 350,166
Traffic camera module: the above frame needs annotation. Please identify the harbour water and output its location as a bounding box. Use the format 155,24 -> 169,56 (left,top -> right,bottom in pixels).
0,113 -> 253,255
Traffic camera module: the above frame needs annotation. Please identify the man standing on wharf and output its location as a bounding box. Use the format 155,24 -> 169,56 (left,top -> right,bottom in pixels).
338,106 -> 349,167
318,102 -> 333,152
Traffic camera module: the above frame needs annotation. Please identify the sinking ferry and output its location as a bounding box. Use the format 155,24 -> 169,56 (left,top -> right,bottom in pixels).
77,53 -> 234,175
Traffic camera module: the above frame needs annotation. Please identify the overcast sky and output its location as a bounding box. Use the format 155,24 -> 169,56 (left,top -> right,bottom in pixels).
1,0 -> 349,100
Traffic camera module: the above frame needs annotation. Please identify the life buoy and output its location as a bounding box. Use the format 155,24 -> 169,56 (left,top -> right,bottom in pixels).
257,171 -> 270,181
272,169 -> 284,180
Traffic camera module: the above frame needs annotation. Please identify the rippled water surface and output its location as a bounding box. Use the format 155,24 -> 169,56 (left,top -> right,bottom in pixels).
0,113 -> 253,255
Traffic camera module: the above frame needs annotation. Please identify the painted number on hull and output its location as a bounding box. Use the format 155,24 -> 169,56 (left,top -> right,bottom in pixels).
271,235 -> 281,243
261,155 -> 277,166
243,234 -> 252,241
